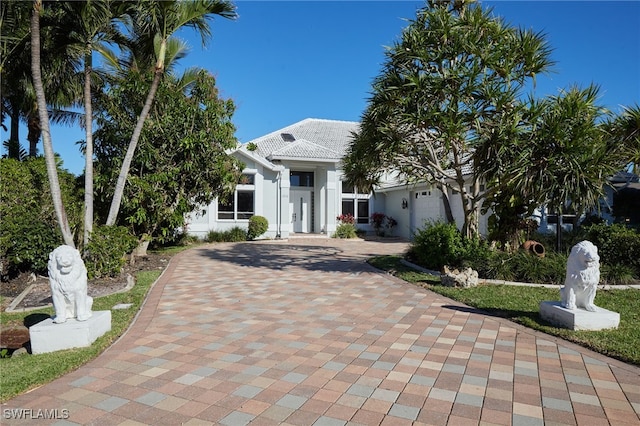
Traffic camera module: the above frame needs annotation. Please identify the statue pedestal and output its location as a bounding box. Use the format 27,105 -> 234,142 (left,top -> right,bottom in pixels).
539,301 -> 620,331
30,311 -> 112,354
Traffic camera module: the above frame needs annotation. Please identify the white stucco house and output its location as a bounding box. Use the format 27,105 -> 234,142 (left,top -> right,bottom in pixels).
186,118 -> 490,240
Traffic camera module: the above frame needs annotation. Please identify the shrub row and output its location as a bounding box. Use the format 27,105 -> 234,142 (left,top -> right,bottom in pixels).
409,221 -> 640,285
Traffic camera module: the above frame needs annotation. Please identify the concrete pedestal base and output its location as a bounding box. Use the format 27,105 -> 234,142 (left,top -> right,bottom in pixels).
30,311 -> 111,354
539,301 -> 620,331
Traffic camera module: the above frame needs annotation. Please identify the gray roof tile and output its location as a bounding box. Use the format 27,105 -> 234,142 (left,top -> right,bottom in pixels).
248,118 -> 359,161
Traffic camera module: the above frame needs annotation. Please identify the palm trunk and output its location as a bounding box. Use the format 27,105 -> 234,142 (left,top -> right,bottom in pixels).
10,107 -> 19,143
31,0 -> 74,247
83,51 -> 94,247
105,69 -> 162,226
27,110 -> 40,157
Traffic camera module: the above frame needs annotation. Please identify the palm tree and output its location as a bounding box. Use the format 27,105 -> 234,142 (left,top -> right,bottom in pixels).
2,1 -> 82,158
105,0 -> 237,226
59,0 -> 126,247
613,105 -> 640,175
30,0 -> 74,246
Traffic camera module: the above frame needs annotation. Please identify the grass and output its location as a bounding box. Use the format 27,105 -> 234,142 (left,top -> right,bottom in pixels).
369,255 -> 640,366
0,269 -> 161,402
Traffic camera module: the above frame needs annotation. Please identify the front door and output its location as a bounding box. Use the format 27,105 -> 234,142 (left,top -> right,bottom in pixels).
290,190 -> 311,233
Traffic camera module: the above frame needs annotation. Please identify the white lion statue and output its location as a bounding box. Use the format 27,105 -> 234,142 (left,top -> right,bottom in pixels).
48,245 -> 93,323
560,240 -> 600,312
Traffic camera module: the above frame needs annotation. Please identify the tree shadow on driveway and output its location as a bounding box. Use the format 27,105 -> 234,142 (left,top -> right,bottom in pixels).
194,239 -> 409,275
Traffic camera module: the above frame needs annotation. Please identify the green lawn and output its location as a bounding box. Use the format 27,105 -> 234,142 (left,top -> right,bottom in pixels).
369,255 -> 640,366
0,270 -> 161,402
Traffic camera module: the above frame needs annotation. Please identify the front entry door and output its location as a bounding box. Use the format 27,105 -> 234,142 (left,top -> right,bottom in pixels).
290,190 -> 311,233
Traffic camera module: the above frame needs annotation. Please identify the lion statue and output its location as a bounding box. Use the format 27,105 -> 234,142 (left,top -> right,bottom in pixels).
560,240 -> 600,312
48,245 -> 93,323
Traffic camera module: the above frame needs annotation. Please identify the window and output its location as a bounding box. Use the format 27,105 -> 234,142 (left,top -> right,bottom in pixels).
342,182 -> 354,194
217,176 -> 255,220
237,191 -> 254,219
357,200 -> 369,224
291,171 -> 314,187
341,181 -> 370,224
217,197 -> 234,220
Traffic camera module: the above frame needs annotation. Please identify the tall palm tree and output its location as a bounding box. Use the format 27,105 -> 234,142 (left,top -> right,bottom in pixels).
2,1 -> 82,158
30,0 -> 74,246
105,0 -> 236,226
59,0 -> 125,247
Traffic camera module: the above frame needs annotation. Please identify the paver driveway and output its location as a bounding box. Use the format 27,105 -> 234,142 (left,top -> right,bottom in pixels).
3,238 -> 640,425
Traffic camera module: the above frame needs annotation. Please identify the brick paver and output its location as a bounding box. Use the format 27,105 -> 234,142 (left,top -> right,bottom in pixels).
2,238 -> 640,425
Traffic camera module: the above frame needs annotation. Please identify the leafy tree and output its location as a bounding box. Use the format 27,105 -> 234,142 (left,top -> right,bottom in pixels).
105,0 -> 237,226
343,0 -> 553,239
93,69 -> 243,245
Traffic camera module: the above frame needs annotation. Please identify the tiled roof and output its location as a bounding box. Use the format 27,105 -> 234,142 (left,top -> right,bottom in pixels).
269,139 -> 342,161
246,118 -> 359,161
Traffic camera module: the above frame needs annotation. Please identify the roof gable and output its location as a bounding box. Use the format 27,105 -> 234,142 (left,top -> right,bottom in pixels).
268,138 -> 341,161
248,118 -> 359,160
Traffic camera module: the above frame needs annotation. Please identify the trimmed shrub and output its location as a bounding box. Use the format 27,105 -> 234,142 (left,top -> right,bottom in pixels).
84,225 -> 138,279
247,215 -> 268,240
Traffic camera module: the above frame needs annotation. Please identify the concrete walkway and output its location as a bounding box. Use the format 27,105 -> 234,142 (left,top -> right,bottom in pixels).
3,238 -> 640,425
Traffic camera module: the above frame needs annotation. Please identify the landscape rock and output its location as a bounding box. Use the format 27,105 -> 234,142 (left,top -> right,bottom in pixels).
441,265 -> 479,288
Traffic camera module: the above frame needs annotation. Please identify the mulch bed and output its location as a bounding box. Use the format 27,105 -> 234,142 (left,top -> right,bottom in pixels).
0,253 -> 172,354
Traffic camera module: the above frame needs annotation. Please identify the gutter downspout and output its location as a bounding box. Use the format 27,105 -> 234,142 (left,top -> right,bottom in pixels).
275,167 -> 283,239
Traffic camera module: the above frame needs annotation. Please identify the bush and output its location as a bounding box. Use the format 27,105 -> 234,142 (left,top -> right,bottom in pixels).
333,223 -> 358,239
2,220 -> 61,276
227,227 -> 248,242
0,158 -> 81,279
206,227 -> 248,243
409,221 -> 465,270
577,223 -> 640,277
84,225 -> 138,279
247,216 -> 268,240
370,212 -> 398,237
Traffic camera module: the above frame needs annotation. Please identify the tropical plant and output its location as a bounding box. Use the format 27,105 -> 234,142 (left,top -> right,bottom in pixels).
343,0 -> 554,239
105,0 -> 237,227
333,223 -> 358,239
370,212 -> 397,237
480,85 -> 622,250
93,69 -> 242,245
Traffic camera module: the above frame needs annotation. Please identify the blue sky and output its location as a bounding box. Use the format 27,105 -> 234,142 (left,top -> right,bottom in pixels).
7,1 -> 640,176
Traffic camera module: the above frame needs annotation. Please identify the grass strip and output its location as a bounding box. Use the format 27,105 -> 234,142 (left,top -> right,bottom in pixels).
0,270 -> 161,402
369,255 -> 640,366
